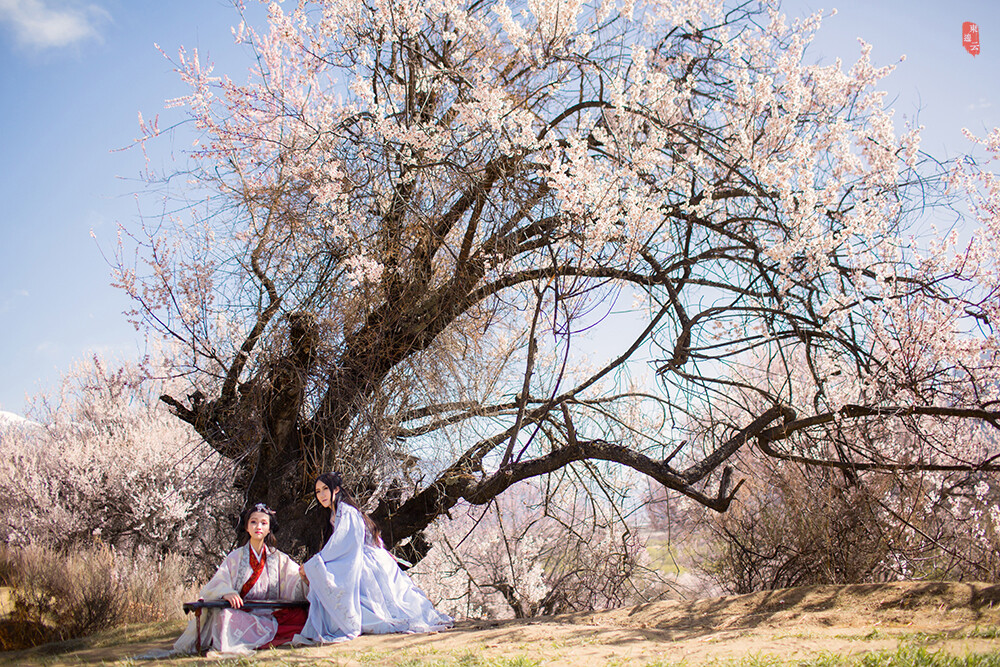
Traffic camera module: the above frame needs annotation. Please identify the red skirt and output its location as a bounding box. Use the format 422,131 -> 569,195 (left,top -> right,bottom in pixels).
259,607 -> 308,648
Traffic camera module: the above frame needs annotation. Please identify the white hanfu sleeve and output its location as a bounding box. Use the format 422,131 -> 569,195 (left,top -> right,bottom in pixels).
274,549 -> 308,601
293,504 -> 366,644
171,550 -> 242,654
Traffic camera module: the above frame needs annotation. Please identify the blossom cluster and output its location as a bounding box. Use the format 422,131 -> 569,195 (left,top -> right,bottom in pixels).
0,355 -> 238,570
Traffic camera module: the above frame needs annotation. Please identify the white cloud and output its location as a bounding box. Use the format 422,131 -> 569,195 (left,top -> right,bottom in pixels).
34,340 -> 60,356
967,98 -> 993,112
0,288 -> 29,314
0,0 -> 109,49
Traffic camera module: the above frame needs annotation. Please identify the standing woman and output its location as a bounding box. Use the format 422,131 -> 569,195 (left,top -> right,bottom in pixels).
172,503 -> 307,655
293,472 -> 453,644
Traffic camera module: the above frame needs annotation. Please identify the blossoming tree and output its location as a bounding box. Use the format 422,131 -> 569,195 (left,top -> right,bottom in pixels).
120,0 -> 1000,558
0,355 -> 237,567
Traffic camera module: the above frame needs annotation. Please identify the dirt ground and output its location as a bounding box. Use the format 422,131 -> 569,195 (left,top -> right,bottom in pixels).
4,581 -> 1000,665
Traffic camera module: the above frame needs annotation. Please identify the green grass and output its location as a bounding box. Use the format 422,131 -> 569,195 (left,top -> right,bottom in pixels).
2,608 -> 998,667
645,539 -> 685,576
835,626 -> 1000,646
0,619 -> 184,664
853,645 -> 1000,667
387,655 -> 541,667
640,646 -> 1000,667
316,646 -> 540,667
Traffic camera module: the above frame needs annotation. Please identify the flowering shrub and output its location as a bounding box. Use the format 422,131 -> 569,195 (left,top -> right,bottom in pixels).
686,448 -> 1000,594
409,483 -> 668,619
0,355 -> 238,572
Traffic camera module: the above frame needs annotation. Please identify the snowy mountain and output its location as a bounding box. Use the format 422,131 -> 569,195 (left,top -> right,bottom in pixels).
0,410 -> 44,435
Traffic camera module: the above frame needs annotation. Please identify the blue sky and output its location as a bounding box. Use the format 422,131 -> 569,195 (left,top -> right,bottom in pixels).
0,0 -> 997,415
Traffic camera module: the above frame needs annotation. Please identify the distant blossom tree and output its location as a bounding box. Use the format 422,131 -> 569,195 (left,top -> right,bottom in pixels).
656,345 -> 1000,593
117,0 -> 1000,560
409,480 -> 663,619
0,355 -> 238,570
698,451 -> 1000,594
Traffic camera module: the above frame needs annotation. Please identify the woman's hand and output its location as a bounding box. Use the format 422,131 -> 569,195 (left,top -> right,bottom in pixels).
222,592 -> 244,609
299,565 -> 309,585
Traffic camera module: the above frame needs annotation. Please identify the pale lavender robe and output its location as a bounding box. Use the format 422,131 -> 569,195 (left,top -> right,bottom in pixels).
359,541 -> 454,634
293,502 -> 452,645
293,501 -> 366,643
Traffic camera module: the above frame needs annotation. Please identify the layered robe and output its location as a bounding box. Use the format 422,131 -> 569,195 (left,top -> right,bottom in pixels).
293,502 -> 453,644
173,544 -> 306,655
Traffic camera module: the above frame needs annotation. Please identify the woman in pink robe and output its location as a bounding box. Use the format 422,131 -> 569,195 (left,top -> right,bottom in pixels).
172,503 -> 307,655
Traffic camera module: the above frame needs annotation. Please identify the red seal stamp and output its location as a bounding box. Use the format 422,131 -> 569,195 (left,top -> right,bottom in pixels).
963,22 -> 980,57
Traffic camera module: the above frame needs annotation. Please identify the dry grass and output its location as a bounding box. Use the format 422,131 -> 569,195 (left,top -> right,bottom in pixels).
0,542 -> 191,650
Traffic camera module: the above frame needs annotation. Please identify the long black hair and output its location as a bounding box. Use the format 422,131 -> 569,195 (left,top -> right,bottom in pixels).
314,472 -> 382,548
236,502 -> 278,549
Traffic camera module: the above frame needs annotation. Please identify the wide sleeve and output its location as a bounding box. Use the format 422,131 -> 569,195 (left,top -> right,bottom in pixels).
170,549 -> 243,654
197,549 -> 242,600
273,550 -> 307,601
319,505 -> 366,564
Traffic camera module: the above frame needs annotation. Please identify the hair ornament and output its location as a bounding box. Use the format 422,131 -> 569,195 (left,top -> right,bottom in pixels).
253,502 -> 276,515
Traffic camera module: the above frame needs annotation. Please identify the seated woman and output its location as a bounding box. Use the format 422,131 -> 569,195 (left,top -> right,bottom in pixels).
173,503 -> 307,655
293,472 -> 453,644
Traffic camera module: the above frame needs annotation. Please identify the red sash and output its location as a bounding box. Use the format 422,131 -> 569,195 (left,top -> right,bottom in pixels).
239,546 -> 267,598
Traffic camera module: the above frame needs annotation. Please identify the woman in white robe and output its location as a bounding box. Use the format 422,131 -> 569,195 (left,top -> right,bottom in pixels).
293,472 -> 453,644
172,503 -> 307,655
